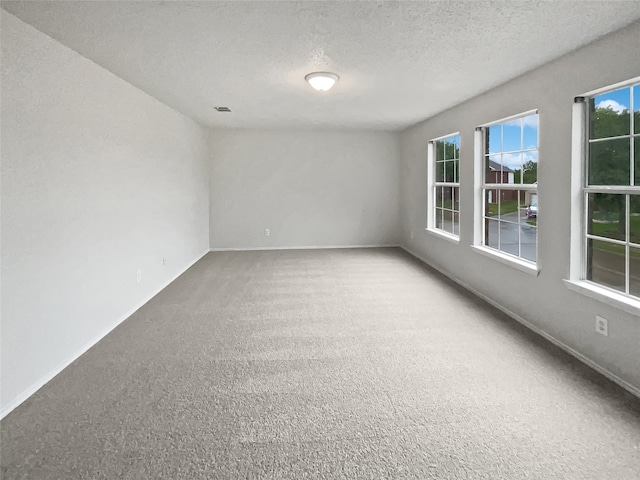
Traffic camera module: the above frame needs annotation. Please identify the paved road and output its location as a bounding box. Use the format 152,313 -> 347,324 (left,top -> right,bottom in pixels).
590,247 -> 640,296
437,209 -> 536,262
486,210 -> 537,262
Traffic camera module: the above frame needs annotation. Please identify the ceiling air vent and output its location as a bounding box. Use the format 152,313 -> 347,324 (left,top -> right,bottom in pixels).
214,106 -> 231,112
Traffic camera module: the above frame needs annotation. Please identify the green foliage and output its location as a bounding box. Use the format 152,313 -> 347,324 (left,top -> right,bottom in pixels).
590,193 -> 623,228
588,100 -> 637,234
590,102 -> 631,139
513,160 -> 537,184
486,199 -> 519,216
444,141 -> 458,160
588,103 -> 635,186
435,140 -> 460,183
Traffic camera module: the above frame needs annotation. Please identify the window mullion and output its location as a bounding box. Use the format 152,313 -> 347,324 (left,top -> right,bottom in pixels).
631,87 -> 635,186
585,234 -> 627,246
518,195 -> 522,258
583,191 -> 589,281
588,134 -> 631,144
626,194 -> 630,295
584,186 -> 640,194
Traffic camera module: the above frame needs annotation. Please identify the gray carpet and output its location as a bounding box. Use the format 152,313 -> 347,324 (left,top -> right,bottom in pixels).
1,247 -> 639,479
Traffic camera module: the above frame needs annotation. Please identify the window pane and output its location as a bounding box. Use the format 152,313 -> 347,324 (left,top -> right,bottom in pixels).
436,140 -> 445,160
445,209 -> 455,234
435,186 -> 443,208
590,88 -> 631,139
588,138 -> 630,186
486,155 -> 500,183
523,114 -> 538,149
452,186 -> 460,212
635,137 -> 640,186
445,187 -> 454,209
485,218 -> 499,249
630,194 -> 640,246
501,159 -> 511,185
503,119 -> 522,152
503,153 -> 520,184
436,161 -> 444,182
487,125 -> 501,154
452,158 -> 459,183
587,193 -> 626,241
497,189 -> 518,222
499,221 -> 519,257
453,213 -> 460,236
630,246 -> 640,298
452,135 -> 460,159
445,160 -> 456,182
587,239 -> 625,293
521,222 -> 537,263
485,189 -> 497,216
525,191 -> 538,225
522,150 -> 538,185
435,207 -> 443,229
444,139 -> 456,160
635,85 -> 640,135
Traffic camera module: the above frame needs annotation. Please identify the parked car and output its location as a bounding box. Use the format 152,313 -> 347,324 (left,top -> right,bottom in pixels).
526,201 -> 538,218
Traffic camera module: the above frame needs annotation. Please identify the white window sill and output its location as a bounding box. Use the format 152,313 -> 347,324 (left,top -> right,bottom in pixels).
471,245 -> 539,276
425,228 -> 460,244
563,279 -> 640,317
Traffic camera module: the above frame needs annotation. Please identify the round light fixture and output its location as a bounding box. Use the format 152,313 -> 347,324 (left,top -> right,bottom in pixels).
305,72 -> 339,92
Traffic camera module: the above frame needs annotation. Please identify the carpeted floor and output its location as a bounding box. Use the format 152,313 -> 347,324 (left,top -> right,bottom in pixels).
1,247 -> 639,479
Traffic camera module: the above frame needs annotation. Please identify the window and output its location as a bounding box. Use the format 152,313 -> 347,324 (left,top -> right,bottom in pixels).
479,111 -> 539,264
582,80 -> 640,299
427,133 -> 460,239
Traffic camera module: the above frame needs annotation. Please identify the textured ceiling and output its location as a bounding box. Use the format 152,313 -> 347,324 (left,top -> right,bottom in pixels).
2,1 -> 640,131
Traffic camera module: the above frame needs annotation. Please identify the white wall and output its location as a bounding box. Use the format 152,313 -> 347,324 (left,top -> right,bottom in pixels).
0,13 -> 210,416
208,129 -> 399,249
399,21 -> 640,391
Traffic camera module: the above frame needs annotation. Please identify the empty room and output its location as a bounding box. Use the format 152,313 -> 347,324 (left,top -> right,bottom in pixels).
1,1 -> 640,478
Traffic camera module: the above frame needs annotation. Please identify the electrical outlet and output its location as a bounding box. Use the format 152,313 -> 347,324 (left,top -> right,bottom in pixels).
264,228 -> 270,236
136,269 -> 142,283
595,315 -> 608,336
162,257 -> 167,266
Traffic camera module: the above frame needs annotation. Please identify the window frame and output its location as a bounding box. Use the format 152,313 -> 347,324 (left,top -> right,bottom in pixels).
567,77 -> 640,311
473,110 -> 540,272
426,132 -> 461,242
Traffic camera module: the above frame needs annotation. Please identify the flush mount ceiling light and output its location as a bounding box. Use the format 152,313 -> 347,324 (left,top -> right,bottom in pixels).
305,72 -> 339,92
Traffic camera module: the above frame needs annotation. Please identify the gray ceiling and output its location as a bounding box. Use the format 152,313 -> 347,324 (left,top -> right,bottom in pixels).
3,1 -> 640,131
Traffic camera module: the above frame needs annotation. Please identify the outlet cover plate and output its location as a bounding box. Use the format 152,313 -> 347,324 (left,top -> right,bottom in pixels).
595,315 -> 608,336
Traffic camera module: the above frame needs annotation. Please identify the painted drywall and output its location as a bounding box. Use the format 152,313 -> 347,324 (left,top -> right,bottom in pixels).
0,12 -> 209,416
208,129 -> 400,249
399,21 -> 640,391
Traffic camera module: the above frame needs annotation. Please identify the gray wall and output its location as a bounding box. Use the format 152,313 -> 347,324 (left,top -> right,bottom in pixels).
399,21 -> 640,391
2,8 -> 638,419
208,129 -> 400,249
1,13 -> 210,415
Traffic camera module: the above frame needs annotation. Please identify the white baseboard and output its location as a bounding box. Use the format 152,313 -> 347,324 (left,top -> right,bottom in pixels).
0,249 -> 209,420
209,244 -> 399,252
401,246 -> 640,400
